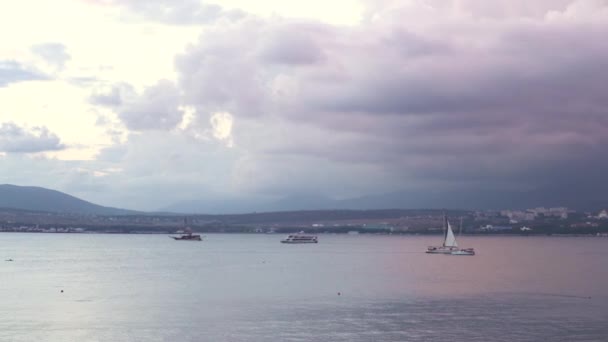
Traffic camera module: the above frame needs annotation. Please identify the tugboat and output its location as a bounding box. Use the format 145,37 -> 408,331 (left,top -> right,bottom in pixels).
171,218 -> 202,241
171,229 -> 202,241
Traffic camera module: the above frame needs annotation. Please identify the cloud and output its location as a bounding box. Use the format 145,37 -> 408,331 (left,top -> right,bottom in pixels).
84,0 -> 244,25
119,81 -> 184,130
89,130 -> 241,209
89,82 -> 136,107
4,0 -> 608,212
209,111 -> 234,145
0,122 -> 65,153
0,128 -> 241,211
175,18 -> 335,118
168,0 -> 608,202
91,80 -> 184,131
0,61 -> 48,87
31,43 -> 71,70
257,22 -> 329,65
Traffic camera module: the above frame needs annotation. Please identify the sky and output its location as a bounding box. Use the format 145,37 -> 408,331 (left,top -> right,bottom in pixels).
1,0 -> 607,212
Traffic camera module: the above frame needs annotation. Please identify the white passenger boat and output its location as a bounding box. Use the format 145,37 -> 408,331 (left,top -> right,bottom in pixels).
281,232 -> 318,244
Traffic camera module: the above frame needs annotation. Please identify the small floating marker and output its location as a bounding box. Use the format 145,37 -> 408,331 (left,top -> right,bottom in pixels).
337,292 -> 341,296
61,290 -> 64,293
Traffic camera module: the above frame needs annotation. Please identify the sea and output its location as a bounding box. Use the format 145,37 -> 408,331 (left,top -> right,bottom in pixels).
0,233 -> 607,342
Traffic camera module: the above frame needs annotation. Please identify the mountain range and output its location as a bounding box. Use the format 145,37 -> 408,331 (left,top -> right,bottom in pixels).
1,183 -> 606,216
162,187 -> 607,214
0,184 -> 137,215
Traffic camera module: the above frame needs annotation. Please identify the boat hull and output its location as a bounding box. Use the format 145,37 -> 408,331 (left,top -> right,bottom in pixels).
426,247 -> 475,255
281,240 -> 318,244
171,236 -> 202,241
281,233 -> 318,244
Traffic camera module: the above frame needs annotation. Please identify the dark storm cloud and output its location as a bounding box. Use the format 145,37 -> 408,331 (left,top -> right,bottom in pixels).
0,60 -> 47,87
31,43 -> 71,69
169,0 -> 608,206
0,122 -> 65,153
86,0 -> 244,25
257,22 -> 330,65
303,26 -> 608,116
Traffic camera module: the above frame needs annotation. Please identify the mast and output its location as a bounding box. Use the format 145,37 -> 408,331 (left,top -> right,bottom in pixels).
442,213 -> 448,247
459,217 -> 463,236
184,217 -> 192,235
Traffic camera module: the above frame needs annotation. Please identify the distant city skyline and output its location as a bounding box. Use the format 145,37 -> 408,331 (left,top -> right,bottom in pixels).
1,0 -> 607,211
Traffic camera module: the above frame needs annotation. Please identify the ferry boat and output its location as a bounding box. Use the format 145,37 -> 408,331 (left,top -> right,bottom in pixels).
281,232 -> 318,244
426,215 -> 475,255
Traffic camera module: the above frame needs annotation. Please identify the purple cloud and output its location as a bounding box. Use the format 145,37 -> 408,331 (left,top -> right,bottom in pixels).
118,80 -> 184,131
85,0 -> 244,24
168,0 -> 608,202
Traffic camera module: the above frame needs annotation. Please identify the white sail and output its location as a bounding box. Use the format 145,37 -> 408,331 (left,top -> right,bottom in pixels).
444,221 -> 458,247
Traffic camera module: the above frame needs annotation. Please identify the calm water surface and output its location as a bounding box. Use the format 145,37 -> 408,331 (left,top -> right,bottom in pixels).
1,234 -> 607,341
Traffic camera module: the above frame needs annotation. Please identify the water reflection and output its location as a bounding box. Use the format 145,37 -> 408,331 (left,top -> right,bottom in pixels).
0,234 -> 606,341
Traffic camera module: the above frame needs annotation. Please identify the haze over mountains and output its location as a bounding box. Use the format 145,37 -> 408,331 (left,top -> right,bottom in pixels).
1,183 -> 603,216
163,187 -> 607,214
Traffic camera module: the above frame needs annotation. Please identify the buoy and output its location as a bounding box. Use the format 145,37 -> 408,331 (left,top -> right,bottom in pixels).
337,292 -> 341,296
61,290 -> 64,293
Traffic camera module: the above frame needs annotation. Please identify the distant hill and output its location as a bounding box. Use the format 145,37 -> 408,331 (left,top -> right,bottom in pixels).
161,186 -> 608,214
162,194 -> 337,214
0,184 -> 137,215
337,187 -> 608,212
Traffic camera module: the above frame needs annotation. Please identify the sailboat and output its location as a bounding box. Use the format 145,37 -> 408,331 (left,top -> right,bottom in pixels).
426,215 -> 475,255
